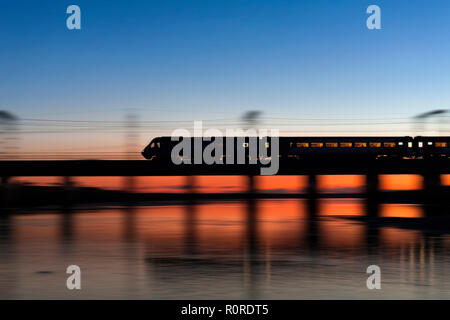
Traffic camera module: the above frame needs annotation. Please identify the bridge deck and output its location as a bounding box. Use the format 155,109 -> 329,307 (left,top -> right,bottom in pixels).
0,159 -> 449,176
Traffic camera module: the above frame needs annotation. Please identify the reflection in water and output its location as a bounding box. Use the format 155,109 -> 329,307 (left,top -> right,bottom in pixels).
183,199 -> 197,256
2,200 -> 450,298
306,195 -> 319,254
244,197 -> 262,299
0,213 -> 16,299
60,209 -> 74,250
122,206 -> 136,243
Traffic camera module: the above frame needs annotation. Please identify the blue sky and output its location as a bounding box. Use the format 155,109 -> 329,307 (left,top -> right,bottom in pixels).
1,0 -> 450,146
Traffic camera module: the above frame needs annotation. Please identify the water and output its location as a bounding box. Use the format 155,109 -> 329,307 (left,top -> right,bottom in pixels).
0,199 -> 449,299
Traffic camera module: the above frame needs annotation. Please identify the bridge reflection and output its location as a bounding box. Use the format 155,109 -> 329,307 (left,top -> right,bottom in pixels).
142,198 -> 450,298
1,199 -> 450,298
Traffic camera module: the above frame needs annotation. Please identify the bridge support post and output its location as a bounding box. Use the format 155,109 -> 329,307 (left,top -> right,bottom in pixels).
123,176 -> 136,205
247,175 -> 256,198
1,177 -> 10,185
306,174 -> 318,199
422,172 -> 442,193
366,172 -> 380,217
0,176 -> 10,209
422,171 -> 443,216
123,176 -> 136,193
306,174 -> 318,218
62,176 -> 75,207
185,175 -> 197,199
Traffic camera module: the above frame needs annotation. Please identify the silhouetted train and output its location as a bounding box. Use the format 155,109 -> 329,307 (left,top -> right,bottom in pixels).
142,136 -> 450,162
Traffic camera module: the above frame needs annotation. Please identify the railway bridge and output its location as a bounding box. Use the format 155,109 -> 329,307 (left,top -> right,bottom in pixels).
0,158 -> 449,215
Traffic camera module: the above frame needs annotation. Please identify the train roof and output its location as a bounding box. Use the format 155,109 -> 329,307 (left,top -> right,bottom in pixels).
151,136 -> 414,140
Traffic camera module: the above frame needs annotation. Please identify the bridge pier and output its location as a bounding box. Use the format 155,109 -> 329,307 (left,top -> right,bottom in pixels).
422,172 -> 442,193
306,174 -> 318,199
0,176 -> 10,209
122,176 -> 136,205
0,176 -> 19,209
1,176 -> 10,185
123,176 -> 136,193
247,175 -> 256,198
421,171 -> 444,216
185,175 -> 197,200
62,176 -> 76,207
185,175 -> 196,194
366,172 -> 380,217
305,174 -> 318,218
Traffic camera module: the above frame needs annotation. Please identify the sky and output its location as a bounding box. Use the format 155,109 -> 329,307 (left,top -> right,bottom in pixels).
2,0 -> 450,157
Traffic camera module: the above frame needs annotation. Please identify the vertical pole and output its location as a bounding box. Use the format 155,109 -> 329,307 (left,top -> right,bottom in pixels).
366,172 -> 380,217
0,176 -> 10,209
306,174 -> 318,218
307,174 -> 317,199
422,171 -> 442,217
247,175 -> 255,198
185,175 -> 197,200
123,176 -> 136,205
63,176 -> 74,207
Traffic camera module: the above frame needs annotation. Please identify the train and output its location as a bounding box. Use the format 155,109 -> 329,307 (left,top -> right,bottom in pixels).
141,136 -> 450,162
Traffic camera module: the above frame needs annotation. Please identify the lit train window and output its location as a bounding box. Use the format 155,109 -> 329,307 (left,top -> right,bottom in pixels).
408,142 -> 413,148
296,142 -> 309,148
428,142 -> 433,146
369,142 -> 381,147
383,142 -> 396,148
311,142 -> 323,148
436,142 -> 447,147
398,142 -> 403,146
418,142 -> 423,147
326,142 -> 338,147
354,142 -> 367,148
340,142 -> 352,147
